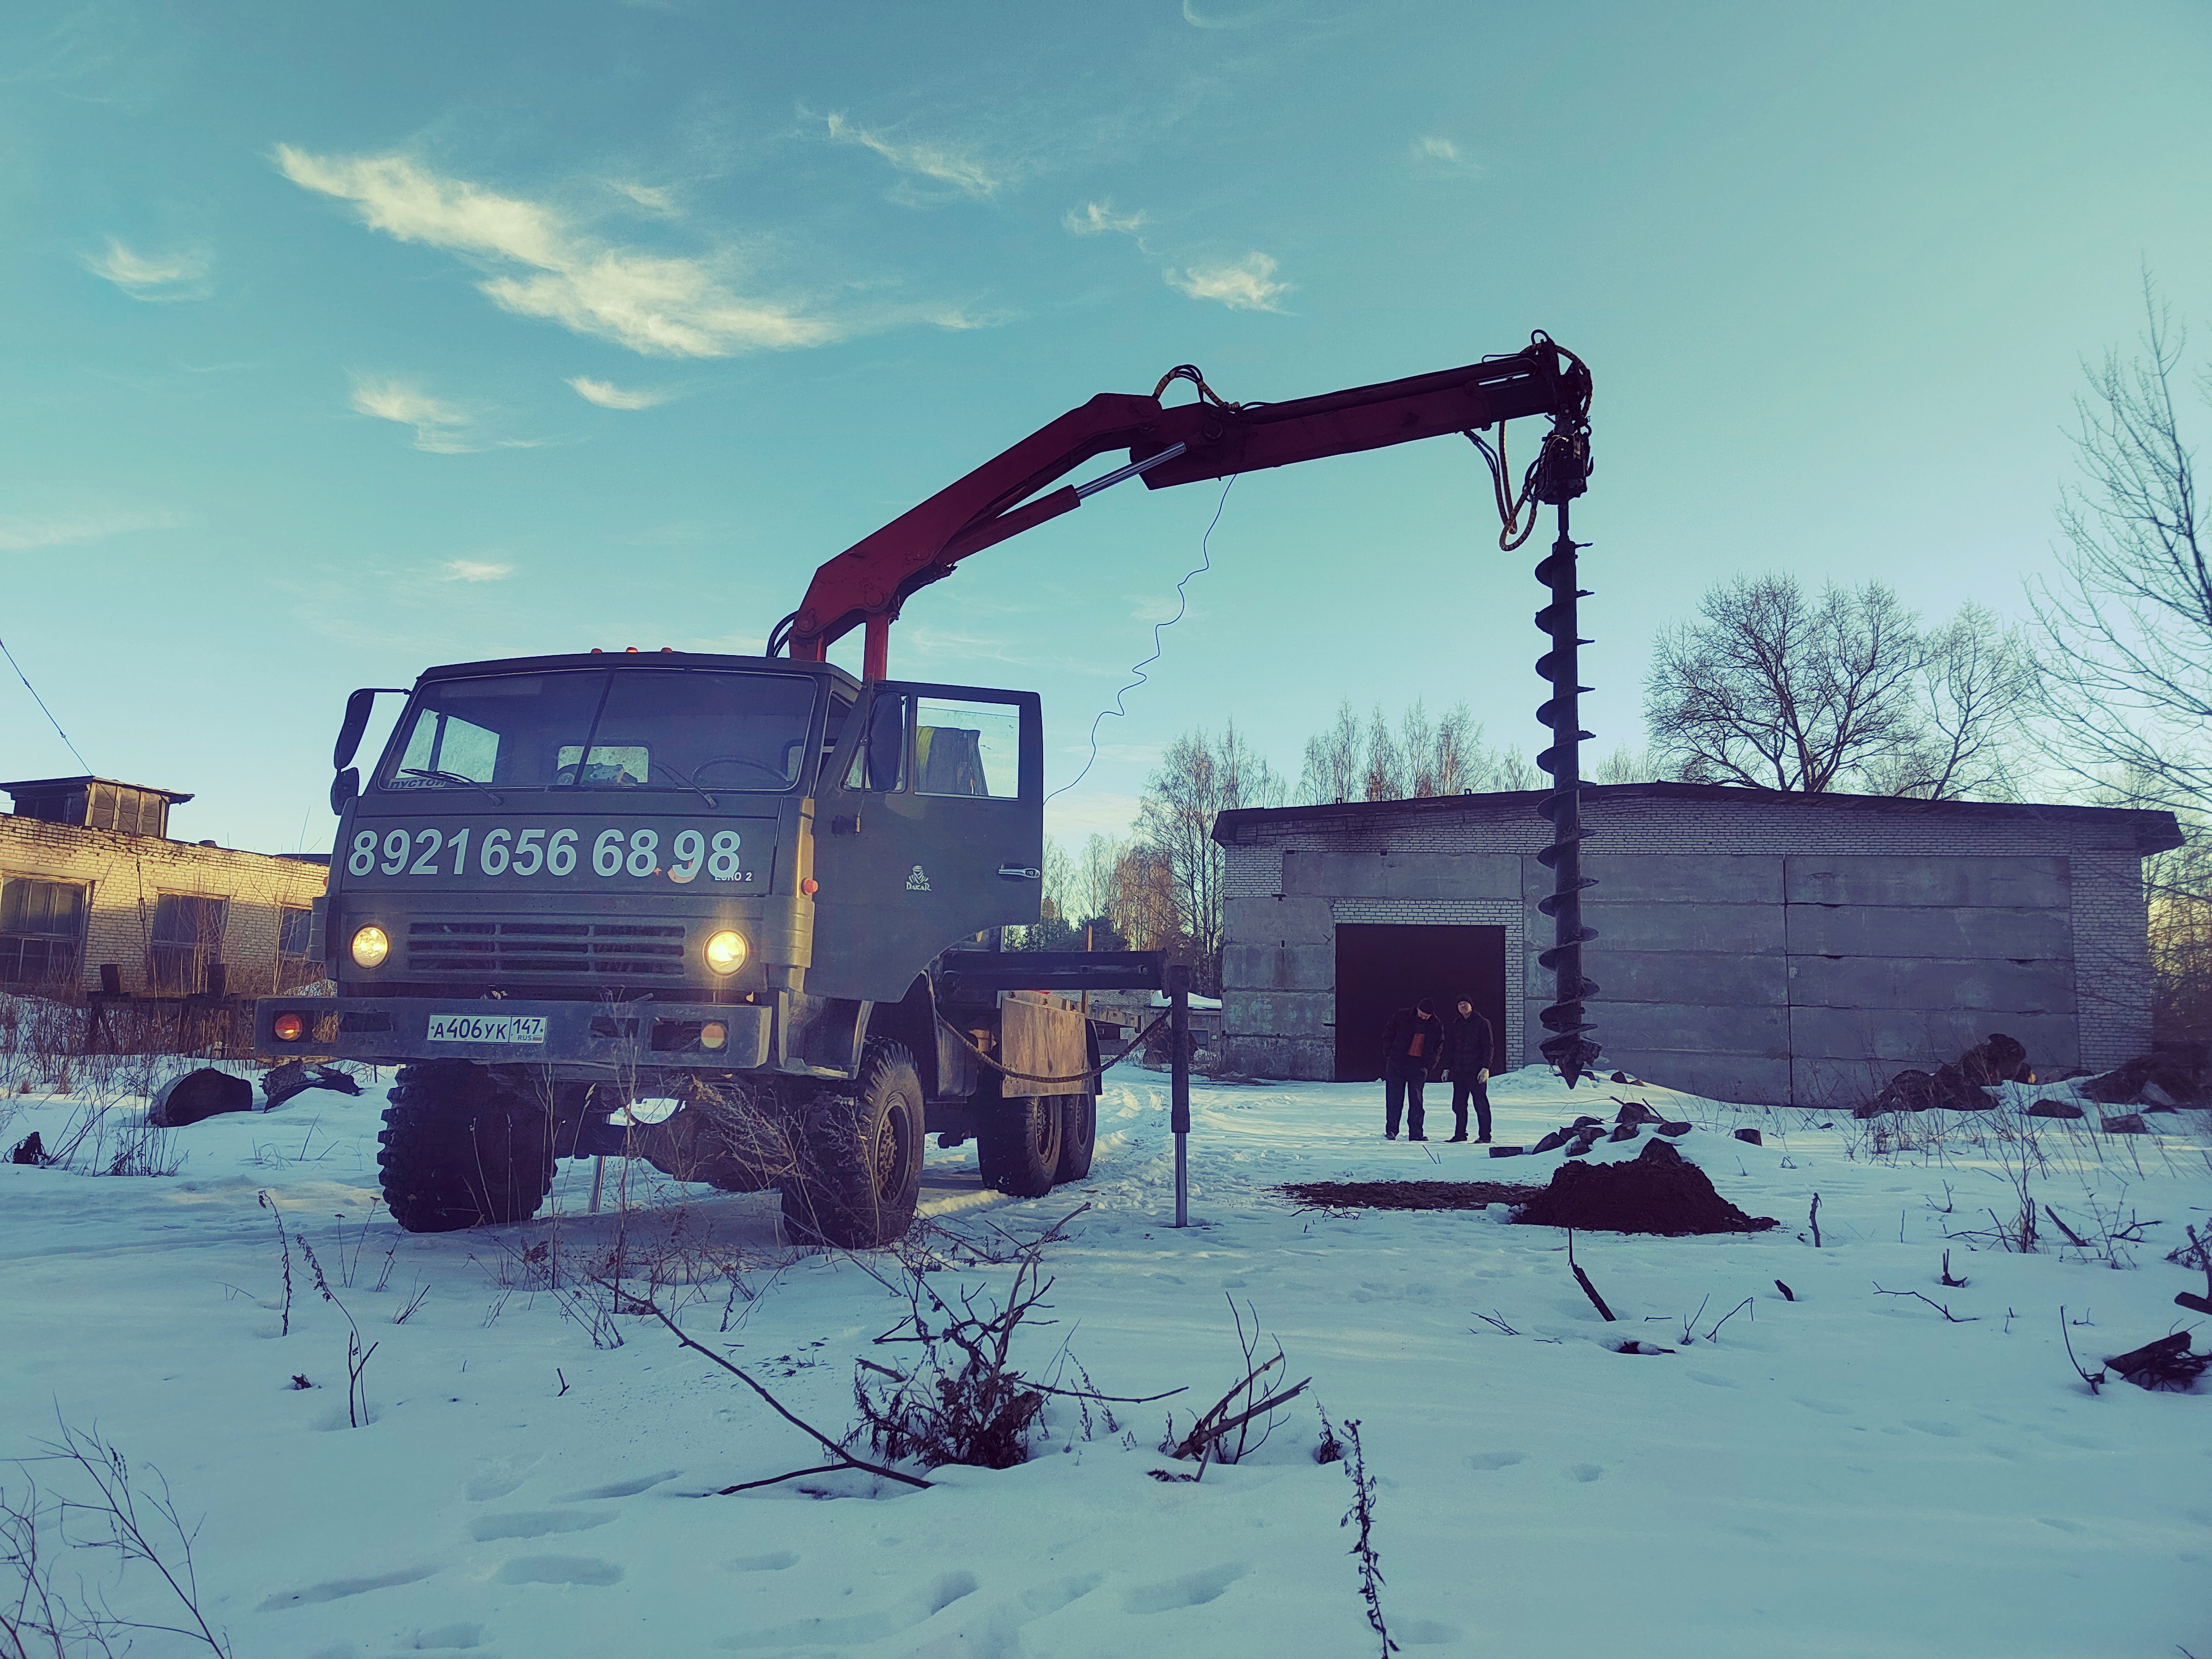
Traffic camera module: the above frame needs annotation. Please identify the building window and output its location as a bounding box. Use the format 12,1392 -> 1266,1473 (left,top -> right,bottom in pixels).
149,894 -> 228,992
276,905 -> 320,989
0,879 -> 87,987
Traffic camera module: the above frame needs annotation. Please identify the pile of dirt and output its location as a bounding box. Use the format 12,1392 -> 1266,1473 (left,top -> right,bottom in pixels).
1512,1139 -> 1778,1237
1277,1180 -> 1542,1212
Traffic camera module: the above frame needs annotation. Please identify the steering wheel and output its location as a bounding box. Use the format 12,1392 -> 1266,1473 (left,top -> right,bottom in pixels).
694,754 -> 791,785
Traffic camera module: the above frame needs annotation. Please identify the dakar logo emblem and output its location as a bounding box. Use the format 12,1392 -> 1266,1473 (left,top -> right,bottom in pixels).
905,865 -> 931,892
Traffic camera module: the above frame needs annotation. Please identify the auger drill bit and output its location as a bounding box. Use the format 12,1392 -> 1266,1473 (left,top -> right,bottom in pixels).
1532,426 -> 1600,1086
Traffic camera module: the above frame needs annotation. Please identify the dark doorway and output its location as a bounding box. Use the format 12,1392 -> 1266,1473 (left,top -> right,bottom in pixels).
1334,924 -> 1508,1083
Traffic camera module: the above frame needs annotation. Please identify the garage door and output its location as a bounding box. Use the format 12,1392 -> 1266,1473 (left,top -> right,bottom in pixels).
1333,923 -> 1508,1083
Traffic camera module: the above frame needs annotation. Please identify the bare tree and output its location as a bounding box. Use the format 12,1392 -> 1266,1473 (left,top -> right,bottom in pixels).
1038,838 -> 1077,924
2029,276 -> 2211,820
1644,574 -> 2021,797
1137,722 -> 1286,992
1073,833 -> 1128,927
1589,744 -> 1662,785
1866,603 -> 2035,799
1297,701 -> 1364,806
1295,699 -> 1533,804
1110,844 -> 1182,959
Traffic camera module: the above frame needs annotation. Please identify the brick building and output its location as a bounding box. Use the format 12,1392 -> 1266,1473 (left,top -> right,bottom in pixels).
1211,782 -> 2183,1107
0,776 -> 328,997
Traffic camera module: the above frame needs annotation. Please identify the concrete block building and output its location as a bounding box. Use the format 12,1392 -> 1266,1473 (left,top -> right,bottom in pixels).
1212,782 -> 2181,1107
1,776 -> 328,997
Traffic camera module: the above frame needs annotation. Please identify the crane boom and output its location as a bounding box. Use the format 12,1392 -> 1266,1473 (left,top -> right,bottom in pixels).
780,335 -> 1590,679
776,330 -> 1603,1086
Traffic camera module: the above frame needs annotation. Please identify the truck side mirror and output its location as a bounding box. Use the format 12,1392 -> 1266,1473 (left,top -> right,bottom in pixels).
334,688 -> 380,770
330,767 -> 359,814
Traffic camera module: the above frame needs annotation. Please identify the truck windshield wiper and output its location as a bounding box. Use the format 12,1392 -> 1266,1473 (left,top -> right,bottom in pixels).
648,763 -> 718,810
399,768 -> 504,805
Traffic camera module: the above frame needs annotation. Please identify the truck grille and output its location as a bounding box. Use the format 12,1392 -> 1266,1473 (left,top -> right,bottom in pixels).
405,920 -> 690,980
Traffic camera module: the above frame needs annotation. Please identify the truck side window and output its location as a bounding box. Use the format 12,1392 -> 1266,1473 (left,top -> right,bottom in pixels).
845,694 -> 909,792
914,698 -> 1019,799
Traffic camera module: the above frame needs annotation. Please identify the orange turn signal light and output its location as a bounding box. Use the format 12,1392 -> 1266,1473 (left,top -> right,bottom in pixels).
273,1012 -> 306,1043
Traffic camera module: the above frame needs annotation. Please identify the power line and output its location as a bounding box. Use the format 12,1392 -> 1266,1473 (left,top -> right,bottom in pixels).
0,635 -> 93,775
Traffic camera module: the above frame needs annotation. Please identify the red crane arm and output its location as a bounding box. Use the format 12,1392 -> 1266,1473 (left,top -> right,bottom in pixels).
782,334 -> 1590,679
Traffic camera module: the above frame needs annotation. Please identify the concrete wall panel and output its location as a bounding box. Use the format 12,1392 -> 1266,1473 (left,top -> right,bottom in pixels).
1786,955 -> 2075,1014
1221,990 -> 1333,1040
1610,1050 -> 1794,1107
1786,1006 -> 2081,1067
1784,905 -> 2070,960
1221,942 -> 1334,993
1786,856 -> 2070,909
1526,904 -> 1785,956
1223,895 -> 1337,947
1551,855 -> 1787,907
1223,1035 -> 1332,1081
1585,1001 -> 1791,1056
1580,950 -> 1789,1007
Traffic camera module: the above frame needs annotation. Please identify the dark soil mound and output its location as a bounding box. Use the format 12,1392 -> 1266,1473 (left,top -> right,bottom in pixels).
1513,1139 -> 1777,1236
1278,1180 -> 1543,1212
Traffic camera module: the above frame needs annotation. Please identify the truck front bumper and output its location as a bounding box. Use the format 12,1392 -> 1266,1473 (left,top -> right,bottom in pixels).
253,995 -> 773,1073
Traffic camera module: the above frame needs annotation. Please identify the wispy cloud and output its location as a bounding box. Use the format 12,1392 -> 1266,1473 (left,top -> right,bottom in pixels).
1180,0 -> 1266,26
82,239 -> 210,301
278,145 -> 837,358
1064,200 -> 1147,239
824,112 -> 1001,199
1166,252 -> 1292,313
441,559 -> 514,582
0,509 -> 179,552
1409,135 -> 1480,178
348,375 -> 547,454
609,179 -> 678,216
567,375 -> 674,410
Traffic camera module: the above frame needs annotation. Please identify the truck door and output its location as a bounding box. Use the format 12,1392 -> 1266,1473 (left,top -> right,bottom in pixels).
807,682 -> 1044,1002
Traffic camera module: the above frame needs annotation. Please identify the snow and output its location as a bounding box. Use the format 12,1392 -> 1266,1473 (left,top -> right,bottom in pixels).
3,1062 -> 2209,1657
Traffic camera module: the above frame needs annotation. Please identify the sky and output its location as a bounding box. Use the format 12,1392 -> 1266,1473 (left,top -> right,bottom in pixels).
3,0 -> 2209,857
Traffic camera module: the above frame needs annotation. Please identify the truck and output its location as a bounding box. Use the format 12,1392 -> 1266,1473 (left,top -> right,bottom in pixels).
256,335 -> 1594,1248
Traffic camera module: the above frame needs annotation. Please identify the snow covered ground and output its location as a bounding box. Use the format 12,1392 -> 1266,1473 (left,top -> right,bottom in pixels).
2,1060 -> 2208,1658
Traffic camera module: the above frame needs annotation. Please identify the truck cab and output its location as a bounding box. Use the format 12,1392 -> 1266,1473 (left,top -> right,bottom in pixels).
258,650 -> 1107,1246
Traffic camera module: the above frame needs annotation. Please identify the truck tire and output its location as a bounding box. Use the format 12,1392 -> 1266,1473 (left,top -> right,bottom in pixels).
780,1042 -> 925,1249
1053,1090 -> 1097,1185
977,1096 -> 1063,1198
376,1062 -> 553,1233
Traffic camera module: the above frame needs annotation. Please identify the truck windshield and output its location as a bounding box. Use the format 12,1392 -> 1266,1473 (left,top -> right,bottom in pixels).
377,669 -> 818,797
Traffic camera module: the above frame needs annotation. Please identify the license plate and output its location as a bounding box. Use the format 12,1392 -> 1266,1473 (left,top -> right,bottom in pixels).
426,1013 -> 547,1045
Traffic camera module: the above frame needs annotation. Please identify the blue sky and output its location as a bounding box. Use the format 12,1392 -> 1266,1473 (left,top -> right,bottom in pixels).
4,0 -> 2207,856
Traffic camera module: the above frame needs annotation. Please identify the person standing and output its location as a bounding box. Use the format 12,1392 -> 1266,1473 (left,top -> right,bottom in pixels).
1379,998 -> 1444,1140
1444,996 -> 1494,1143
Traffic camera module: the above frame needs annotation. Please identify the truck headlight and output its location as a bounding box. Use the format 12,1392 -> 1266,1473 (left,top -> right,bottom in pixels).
350,925 -> 390,969
704,930 -> 747,975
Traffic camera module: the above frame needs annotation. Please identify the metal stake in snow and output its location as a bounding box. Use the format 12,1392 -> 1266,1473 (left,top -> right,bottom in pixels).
1169,964 -> 1190,1228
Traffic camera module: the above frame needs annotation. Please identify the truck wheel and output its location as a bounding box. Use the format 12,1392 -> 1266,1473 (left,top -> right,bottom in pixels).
377,1062 -> 553,1233
1053,1090 -> 1097,1185
977,1096 -> 1063,1198
780,1043 -> 924,1248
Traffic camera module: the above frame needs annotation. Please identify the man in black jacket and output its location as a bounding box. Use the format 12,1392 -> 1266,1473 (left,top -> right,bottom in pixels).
1445,997 -> 1494,1143
1379,999 -> 1444,1139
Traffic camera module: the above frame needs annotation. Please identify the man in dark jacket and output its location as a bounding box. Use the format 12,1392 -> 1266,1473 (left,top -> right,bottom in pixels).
1444,997 -> 1494,1143
1378,999 -> 1444,1139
